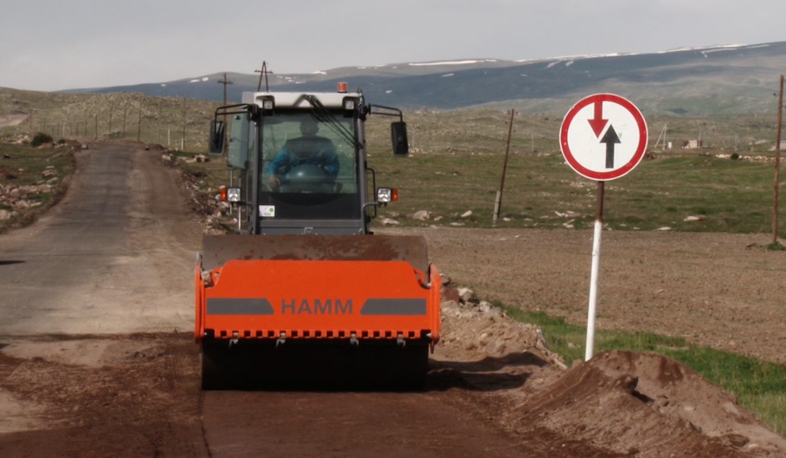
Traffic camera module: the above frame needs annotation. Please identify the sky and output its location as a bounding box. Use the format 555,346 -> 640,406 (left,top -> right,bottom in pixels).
1,0 -> 785,92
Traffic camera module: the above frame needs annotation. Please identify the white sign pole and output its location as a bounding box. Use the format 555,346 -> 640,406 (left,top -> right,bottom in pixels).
560,94 -> 647,362
585,180 -> 604,361
585,220 -> 602,360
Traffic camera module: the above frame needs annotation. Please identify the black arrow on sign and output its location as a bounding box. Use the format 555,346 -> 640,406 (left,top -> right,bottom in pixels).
600,124 -> 621,169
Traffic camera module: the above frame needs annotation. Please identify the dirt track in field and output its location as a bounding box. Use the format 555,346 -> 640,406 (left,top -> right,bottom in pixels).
0,143 -> 784,457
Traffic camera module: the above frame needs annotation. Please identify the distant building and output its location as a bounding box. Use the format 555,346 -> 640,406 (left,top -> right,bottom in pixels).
682,140 -> 703,149
769,140 -> 786,151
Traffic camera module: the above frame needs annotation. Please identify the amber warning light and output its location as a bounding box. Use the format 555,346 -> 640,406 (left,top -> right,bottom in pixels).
337,82 -> 348,93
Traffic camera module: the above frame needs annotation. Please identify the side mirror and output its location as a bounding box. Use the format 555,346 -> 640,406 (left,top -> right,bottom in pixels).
391,122 -> 409,156
208,120 -> 226,156
227,113 -> 250,170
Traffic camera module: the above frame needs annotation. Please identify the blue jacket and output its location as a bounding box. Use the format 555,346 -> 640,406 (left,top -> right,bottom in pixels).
267,136 -> 340,177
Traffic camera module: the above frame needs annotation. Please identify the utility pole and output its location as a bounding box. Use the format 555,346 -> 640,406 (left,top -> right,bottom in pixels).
218,72 -> 233,105
137,101 -> 143,142
218,73 -> 233,151
255,61 -> 274,92
122,103 -> 128,138
108,106 -> 113,136
182,97 -> 187,151
493,109 -> 516,223
94,114 -> 98,140
773,75 -> 784,244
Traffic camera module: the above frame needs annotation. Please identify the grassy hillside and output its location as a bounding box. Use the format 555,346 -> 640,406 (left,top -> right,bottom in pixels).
0,88 -> 220,151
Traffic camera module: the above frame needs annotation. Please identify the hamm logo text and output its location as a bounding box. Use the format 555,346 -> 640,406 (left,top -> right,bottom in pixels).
281,299 -> 353,315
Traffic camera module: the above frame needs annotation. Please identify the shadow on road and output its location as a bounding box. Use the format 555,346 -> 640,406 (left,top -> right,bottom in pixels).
426,351 -> 550,392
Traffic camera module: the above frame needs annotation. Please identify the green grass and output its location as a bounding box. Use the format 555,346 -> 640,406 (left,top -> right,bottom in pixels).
364,150 -> 785,233
359,109 -> 786,235
0,142 -> 76,232
172,108 -> 786,237
500,304 -> 786,436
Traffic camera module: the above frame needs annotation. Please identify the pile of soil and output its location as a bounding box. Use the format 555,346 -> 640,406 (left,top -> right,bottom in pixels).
515,350 -> 786,457
432,296 -> 786,457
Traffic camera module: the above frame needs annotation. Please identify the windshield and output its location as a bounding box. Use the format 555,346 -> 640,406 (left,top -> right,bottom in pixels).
258,112 -> 361,220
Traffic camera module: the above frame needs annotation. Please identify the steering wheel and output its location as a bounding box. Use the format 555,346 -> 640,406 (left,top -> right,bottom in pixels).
278,164 -> 334,193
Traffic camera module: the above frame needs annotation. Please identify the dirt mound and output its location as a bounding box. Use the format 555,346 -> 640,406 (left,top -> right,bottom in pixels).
516,350 -> 786,457
433,286 -> 786,457
440,299 -> 564,366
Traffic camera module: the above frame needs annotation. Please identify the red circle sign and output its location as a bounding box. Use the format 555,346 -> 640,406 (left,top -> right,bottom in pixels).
560,94 -> 648,181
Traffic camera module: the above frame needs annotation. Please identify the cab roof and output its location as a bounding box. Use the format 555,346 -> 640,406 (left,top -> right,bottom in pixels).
241,91 -> 361,109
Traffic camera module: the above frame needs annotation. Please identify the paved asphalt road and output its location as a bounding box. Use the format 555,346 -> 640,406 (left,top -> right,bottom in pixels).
0,143 -> 201,335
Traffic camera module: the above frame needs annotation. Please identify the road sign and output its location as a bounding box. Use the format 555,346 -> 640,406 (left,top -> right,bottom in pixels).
560,94 -> 648,181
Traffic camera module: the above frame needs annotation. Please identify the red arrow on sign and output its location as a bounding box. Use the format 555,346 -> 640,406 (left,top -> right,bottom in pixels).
588,101 -> 608,137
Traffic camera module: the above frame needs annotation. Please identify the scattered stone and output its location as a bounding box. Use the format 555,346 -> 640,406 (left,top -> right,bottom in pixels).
42,169 -> 58,179
655,227 -> 672,231
411,210 -> 431,221
477,300 -> 496,313
457,287 -> 477,304
0,209 -> 13,220
684,215 -> 704,222
461,210 -> 473,218
449,222 -> 464,227
379,217 -> 400,226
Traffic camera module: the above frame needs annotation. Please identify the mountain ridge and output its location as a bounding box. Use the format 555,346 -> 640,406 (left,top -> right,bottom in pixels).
58,41 -> 786,115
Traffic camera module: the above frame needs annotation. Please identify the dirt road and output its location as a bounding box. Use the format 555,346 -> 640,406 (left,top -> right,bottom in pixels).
0,142 -> 199,335
0,143 -> 783,457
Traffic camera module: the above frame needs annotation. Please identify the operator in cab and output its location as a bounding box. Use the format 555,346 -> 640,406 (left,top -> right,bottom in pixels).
266,117 -> 340,190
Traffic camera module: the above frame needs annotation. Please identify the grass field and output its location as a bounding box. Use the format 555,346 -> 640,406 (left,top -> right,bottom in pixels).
502,305 -> 786,436
170,108 -> 786,236
357,110 -> 786,236
1,88 -> 220,152
0,142 -> 76,233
